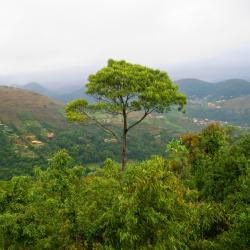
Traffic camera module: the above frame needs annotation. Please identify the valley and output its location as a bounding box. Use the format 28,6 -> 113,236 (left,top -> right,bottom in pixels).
1,77 -> 250,179
176,78 -> 250,127
0,86 -> 198,179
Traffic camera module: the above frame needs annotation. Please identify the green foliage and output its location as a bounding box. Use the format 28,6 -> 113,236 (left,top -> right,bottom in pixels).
65,59 -> 187,170
0,118 -> 179,179
65,99 -> 89,122
178,124 -> 249,201
108,157 -> 190,249
0,150 -> 85,249
199,123 -> 228,155
166,138 -> 188,154
66,59 -> 186,120
86,59 -> 186,113
0,154 -> 191,249
1,124 -> 250,249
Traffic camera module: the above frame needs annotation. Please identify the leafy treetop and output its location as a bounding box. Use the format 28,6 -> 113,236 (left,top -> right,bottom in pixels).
87,59 -> 186,114
66,59 -> 187,170
66,59 -> 186,123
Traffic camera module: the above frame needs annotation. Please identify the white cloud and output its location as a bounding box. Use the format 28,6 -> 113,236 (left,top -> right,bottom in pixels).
0,0 -> 249,75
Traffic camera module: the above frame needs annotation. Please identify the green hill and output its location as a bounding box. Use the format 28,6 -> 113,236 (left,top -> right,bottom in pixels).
0,86 -> 65,127
0,86 -> 200,179
175,78 -> 250,100
214,79 -> 250,99
186,94 -> 250,126
222,95 -> 250,111
175,78 -> 213,98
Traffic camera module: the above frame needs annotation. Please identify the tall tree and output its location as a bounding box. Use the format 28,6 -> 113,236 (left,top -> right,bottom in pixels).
66,59 -> 186,170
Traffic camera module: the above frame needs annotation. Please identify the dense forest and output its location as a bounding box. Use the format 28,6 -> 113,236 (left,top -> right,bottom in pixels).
0,120 -> 183,179
0,124 -> 249,249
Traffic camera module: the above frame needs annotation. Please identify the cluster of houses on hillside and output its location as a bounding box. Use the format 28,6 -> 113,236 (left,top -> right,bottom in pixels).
189,98 -> 227,110
103,138 -> 117,143
27,132 -> 55,145
207,102 -> 221,109
192,118 -> 228,126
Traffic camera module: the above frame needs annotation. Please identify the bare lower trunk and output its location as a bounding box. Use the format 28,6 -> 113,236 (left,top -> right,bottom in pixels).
121,108 -> 128,171
121,132 -> 127,171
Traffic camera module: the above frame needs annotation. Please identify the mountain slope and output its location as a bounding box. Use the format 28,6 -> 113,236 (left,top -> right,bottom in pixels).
175,78 -> 250,99
222,95 -> 250,112
175,78 -> 213,97
0,85 -> 201,179
214,79 -> 250,99
23,82 -> 50,96
0,86 -> 65,127
53,86 -> 95,103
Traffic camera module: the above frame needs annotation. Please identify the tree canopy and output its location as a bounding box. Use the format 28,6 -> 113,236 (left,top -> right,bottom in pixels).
66,59 -> 186,170
1,125 -> 250,249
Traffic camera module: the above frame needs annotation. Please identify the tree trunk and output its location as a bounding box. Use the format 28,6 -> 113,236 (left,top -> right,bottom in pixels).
121,131 -> 128,171
121,108 -> 128,171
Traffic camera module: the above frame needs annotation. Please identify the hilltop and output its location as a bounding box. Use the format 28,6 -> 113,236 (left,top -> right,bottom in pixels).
175,78 -> 214,98
175,78 -> 250,99
23,82 -> 50,96
214,79 -> 250,99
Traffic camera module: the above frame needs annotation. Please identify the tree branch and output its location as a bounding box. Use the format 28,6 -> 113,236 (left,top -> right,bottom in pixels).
94,96 -> 113,104
84,112 -> 120,141
127,111 -> 148,131
127,108 -> 157,131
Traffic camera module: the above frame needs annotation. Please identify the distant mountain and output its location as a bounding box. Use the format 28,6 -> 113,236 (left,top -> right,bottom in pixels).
23,82 -> 49,95
22,78 -> 250,104
21,83 -> 94,103
175,79 -> 214,98
213,79 -> 250,99
53,86 -> 95,103
175,78 -> 250,99
0,86 -> 65,127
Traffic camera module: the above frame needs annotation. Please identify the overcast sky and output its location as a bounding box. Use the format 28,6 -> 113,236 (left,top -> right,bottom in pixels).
0,0 -> 250,83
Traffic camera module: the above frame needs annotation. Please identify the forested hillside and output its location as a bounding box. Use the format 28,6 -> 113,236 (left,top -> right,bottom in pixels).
175,79 -> 250,126
0,86 -> 65,126
1,124 -> 249,249
0,86 -> 199,179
